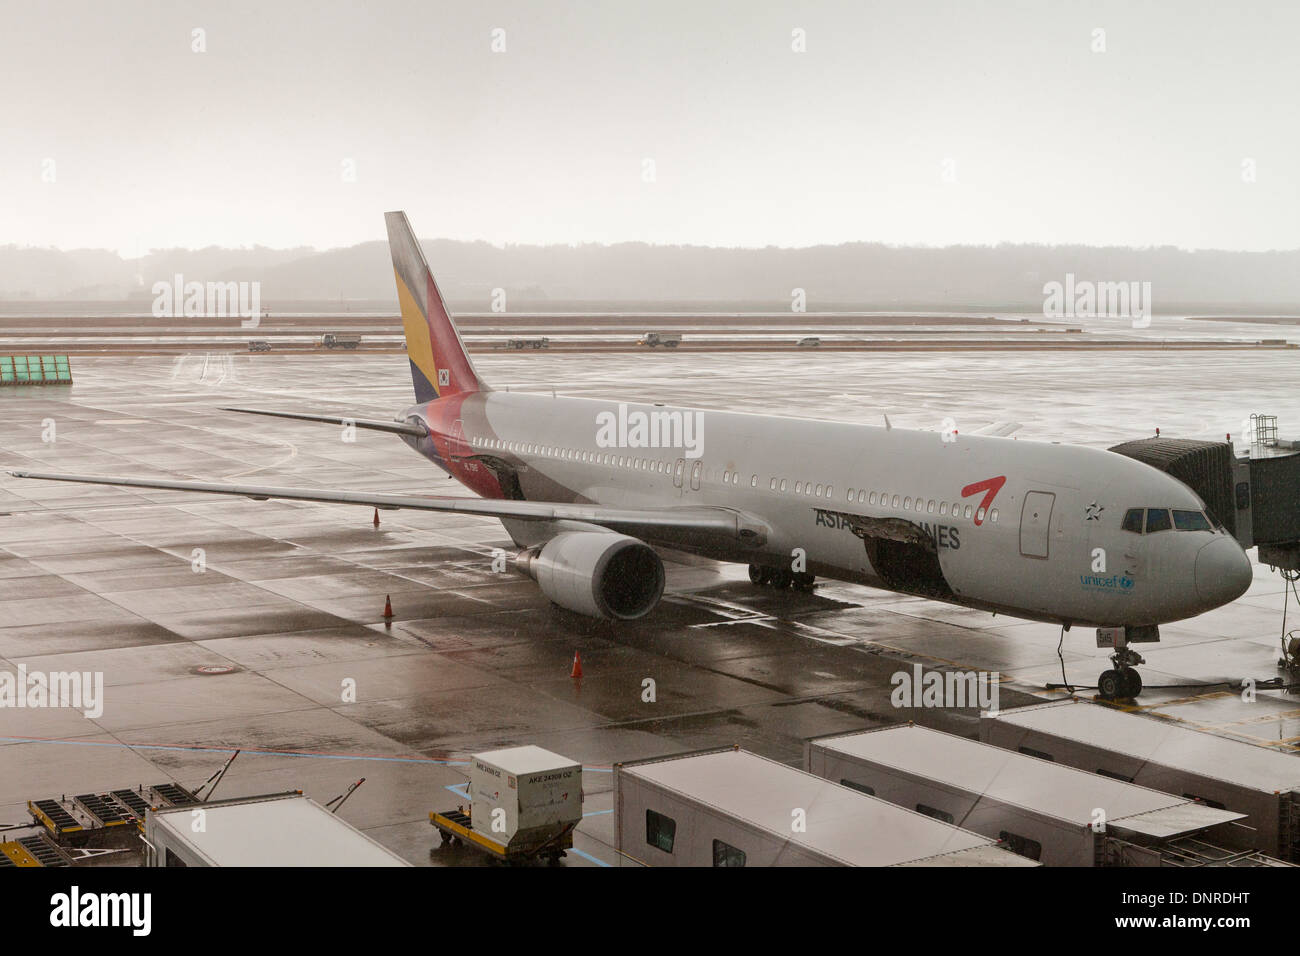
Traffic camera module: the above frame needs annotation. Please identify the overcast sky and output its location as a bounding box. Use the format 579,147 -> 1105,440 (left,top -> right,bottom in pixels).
3,0 -> 1297,256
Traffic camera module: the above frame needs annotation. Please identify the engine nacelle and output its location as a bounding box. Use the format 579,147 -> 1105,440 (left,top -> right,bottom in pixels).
516,532 -> 665,621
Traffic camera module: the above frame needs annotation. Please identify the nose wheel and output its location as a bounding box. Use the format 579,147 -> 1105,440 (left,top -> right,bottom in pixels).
1098,648 -> 1145,700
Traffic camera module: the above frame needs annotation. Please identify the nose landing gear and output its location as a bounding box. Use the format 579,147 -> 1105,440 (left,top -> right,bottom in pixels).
1098,647 -> 1145,700
1096,626 -> 1157,700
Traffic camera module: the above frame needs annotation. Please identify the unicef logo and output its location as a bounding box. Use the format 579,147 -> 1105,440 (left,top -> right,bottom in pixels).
1120,575 -> 1134,590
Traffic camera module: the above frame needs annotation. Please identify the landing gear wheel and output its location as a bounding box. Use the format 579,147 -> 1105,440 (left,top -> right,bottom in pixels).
768,568 -> 793,589
1097,669 -> 1123,700
748,564 -> 771,585
792,572 -> 816,590
1121,669 -> 1143,698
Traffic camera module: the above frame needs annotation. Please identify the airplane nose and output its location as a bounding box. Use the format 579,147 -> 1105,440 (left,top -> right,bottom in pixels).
1194,537 -> 1253,607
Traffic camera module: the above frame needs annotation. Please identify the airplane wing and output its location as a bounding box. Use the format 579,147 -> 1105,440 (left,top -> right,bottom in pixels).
8,470 -> 764,542
219,407 -> 427,437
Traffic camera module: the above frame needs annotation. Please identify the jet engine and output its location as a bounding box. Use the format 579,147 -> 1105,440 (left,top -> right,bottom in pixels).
515,531 -> 665,620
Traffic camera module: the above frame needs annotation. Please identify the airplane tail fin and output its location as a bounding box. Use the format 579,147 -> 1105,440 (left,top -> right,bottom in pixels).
384,210 -> 487,402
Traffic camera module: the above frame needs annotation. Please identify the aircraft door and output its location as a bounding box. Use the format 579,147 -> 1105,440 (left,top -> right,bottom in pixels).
672,458 -> 685,489
1020,491 -> 1055,558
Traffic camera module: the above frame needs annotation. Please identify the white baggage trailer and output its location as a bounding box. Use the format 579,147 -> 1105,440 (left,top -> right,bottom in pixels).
980,699 -> 1300,862
615,746 -> 1037,867
806,724 -> 1284,866
144,792 -> 409,867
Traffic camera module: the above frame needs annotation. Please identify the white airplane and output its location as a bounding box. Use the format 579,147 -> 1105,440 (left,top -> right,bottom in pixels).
12,211 -> 1253,700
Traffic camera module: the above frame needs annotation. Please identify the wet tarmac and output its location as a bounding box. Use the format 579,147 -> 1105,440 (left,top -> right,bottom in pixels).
1,348 -> 1298,866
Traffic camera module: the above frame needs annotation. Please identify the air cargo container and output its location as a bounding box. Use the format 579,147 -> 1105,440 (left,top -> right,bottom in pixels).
430,746 -> 583,864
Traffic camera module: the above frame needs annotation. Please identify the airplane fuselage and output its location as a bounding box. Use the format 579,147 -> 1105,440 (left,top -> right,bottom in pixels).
399,390 -> 1252,629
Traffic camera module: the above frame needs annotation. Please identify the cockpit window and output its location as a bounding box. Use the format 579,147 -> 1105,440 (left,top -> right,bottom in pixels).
1173,510 -> 1212,531
1121,508 -> 1144,533
1145,508 -> 1172,533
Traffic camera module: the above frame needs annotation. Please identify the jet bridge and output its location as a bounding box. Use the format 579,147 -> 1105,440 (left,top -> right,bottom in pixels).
1109,413 -> 1300,567
1110,416 -> 1300,671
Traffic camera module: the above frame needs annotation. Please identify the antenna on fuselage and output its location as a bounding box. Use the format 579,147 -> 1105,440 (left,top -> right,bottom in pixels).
883,413 -> 892,431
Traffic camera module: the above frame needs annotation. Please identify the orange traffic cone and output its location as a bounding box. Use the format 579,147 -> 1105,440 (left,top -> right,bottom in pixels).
570,651 -> 583,679
373,508 -> 380,528
383,595 -> 393,618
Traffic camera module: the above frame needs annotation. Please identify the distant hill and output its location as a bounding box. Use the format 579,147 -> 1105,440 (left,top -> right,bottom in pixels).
2,239 -> 1297,312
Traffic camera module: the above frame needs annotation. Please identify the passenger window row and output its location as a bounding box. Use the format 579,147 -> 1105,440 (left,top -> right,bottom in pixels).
469,435 -> 1000,523
846,486 -> 998,524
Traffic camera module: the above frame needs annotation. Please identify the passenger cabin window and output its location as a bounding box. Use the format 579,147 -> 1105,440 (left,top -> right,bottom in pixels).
1122,508 -> 1144,533
1173,510 -> 1212,531
646,809 -> 676,853
712,839 -> 746,867
1145,508 -> 1172,533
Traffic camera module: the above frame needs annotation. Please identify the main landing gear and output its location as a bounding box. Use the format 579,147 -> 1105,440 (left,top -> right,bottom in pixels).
748,563 -> 815,590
